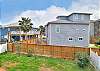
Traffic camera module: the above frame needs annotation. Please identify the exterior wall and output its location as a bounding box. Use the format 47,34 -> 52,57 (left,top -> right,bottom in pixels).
90,22 -> 94,37
47,24 -> 89,47
68,14 -> 90,23
94,20 -> 100,37
47,24 -> 51,44
0,27 -> 18,38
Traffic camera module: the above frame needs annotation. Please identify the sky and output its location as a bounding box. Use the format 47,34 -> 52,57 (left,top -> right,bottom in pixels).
0,0 -> 100,27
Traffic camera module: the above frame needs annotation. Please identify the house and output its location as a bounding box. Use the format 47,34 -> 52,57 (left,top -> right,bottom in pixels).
45,13 -> 92,47
90,19 -> 100,37
89,19 -> 100,43
1,23 -> 40,42
94,19 -> 100,37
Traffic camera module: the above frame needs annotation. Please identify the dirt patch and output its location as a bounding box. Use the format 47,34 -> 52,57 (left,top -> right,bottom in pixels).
40,67 -> 54,71
0,67 -> 6,71
3,62 -> 18,69
40,64 -> 54,71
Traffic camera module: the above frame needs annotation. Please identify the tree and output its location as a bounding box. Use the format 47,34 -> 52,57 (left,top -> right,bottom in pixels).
18,17 -> 33,40
38,25 -> 45,35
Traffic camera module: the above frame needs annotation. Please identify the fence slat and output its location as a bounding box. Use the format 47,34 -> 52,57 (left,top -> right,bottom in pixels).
7,42 -> 100,59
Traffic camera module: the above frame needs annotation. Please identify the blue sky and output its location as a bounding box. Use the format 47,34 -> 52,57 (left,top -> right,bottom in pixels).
0,0 -> 99,27
1,0 -> 71,23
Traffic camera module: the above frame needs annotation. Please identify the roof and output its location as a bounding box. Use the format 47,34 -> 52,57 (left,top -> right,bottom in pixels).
4,23 -> 20,27
96,19 -> 100,22
70,12 -> 92,16
90,20 -> 95,23
56,16 -> 68,19
46,19 -> 89,26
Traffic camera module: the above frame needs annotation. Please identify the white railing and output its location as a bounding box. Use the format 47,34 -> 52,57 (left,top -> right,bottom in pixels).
90,50 -> 100,71
0,43 -> 7,53
11,31 -> 40,35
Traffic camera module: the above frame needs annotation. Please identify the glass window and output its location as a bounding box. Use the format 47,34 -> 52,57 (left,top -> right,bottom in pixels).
78,37 -> 83,41
83,29 -> 86,31
55,25 -> 60,33
68,37 -> 73,41
74,14 -> 80,20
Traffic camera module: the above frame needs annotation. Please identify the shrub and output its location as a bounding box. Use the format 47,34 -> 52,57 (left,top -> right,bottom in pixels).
95,41 -> 100,45
75,52 -> 90,68
27,49 -> 32,57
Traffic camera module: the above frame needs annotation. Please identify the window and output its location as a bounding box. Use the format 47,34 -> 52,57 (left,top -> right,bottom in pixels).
68,37 -> 73,41
74,14 -> 80,20
83,29 -> 86,31
8,28 -> 10,31
78,37 -> 83,41
81,15 -> 84,20
55,25 -> 60,33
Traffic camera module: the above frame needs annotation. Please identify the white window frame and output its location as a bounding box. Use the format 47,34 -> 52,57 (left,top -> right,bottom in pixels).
68,37 -> 73,41
78,37 -> 83,41
55,25 -> 60,33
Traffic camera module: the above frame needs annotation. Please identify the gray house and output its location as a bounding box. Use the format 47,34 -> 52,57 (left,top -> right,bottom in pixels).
45,13 -> 92,47
94,19 -> 100,37
90,19 -> 100,37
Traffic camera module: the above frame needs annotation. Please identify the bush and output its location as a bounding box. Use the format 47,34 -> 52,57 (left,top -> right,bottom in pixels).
27,49 -> 32,57
75,52 -> 90,68
95,41 -> 100,45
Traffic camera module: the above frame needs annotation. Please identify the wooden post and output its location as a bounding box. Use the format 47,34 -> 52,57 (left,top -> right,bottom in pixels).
8,32 -> 11,42
89,48 -> 91,56
27,40 -> 28,53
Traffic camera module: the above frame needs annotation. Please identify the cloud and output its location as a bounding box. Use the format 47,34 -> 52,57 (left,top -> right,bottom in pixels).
68,0 -> 100,19
0,21 -> 2,25
5,6 -> 70,27
4,0 -> 100,27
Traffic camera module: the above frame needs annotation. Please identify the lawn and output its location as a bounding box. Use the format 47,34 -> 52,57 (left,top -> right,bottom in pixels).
89,44 -> 100,48
0,52 -> 95,71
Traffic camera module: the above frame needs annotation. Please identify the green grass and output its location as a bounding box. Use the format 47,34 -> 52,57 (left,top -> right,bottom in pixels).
0,52 -> 95,71
89,44 -> 100,48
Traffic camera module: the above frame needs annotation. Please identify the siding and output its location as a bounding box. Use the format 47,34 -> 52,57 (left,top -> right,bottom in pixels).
68,14 -> 90,23
47,24 -> 89,47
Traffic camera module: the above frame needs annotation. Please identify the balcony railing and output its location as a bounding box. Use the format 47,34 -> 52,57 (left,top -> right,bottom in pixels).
11,30 -> 40,35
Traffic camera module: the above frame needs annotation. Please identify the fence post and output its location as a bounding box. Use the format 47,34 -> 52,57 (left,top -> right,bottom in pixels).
27,40 -> 28,53
89,48 -> 91,56
12,43 -> 14,52
73,47 -> 75,60
7,43 -> 9,52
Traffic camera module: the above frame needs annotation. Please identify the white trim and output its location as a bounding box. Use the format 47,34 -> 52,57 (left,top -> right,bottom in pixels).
49,24 -> 52,44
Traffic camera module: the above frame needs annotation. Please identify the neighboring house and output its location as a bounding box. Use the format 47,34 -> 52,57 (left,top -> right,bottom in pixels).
90,20 -> 95,37
94,19 -> 100,37
90,19 -> 100,37
45,13 -> 92,47
1,23 -> 40,42
89,19 -> 100,43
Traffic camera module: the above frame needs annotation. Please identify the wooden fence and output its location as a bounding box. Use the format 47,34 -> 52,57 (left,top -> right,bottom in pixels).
7,42 -> 100,60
